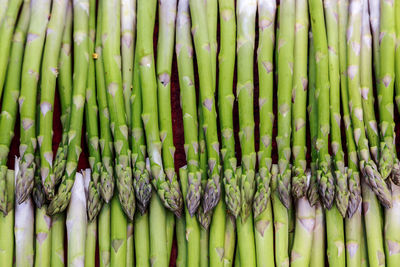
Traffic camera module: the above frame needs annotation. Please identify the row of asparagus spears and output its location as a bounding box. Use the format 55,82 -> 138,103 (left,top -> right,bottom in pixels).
1,0 -> 400,266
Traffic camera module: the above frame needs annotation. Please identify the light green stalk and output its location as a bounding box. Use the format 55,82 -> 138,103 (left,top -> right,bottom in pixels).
176,215 -> 187,267
39,0 -> 69,199
395,0 -> 400,115
0,170 -> 14,267
134,211 -> 150,267
271,164 -> 290,267
309,202 -> 325,267
223,215 -> 236,266
85,220 -> 97,267
53,0 -> 73,187
34,206 -> 52,267
94,0 -> 114,203
236,1 -> 257,266
206,0 -> 217,85
48,0 -> 90,215
384,183 -> 400,266
15,0 -> 51,207
156,0 -> 181,260
66,172 -> 88,267
189,0 -> 221,214
85,0 -> 102,221
110,194 -> 127,267
51,213 -> 65,267
101,0 -> 135,220
276,0 -> 295,209
359,1 -> 386,265
14,158 -> 34,267
369,0 -> 380,84
0,0 -> 23,99
99,204 -> 111,267
253,0 -> 276,266
0,0 -> 29,214
121,0 -> 135,130
378,0 -> 397,183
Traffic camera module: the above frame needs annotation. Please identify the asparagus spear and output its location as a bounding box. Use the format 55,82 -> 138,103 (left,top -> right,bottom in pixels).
15,0 -> 51,207
67,171 -> 88,267
48,0 -> 90,215
0,0 -> 23,99
121,0 -> 135,131
53,0 -> 74,187
176,213 -> 187,267
94,0 -> 114,203
0,0 -> 8,24
34,205 -> 52,267
85,219 -> 97,267
189,0 -> 221,214
85,0 -> 102,221
368,0 -> 380,84
51,213 -> 65,267
38,0 -> 69,199
395,0 -> 400,115
14,158 -> 34,267
0,170 -> 14,266
378,0 -> 397,182
156,0 -> 182,260
0,0 -> 29,214
136,0 -> 169,265
384,183 -> 400,266
206,0 -> 217,85
309,202 -> 325,267
360,2 -> 386,265
101,0 -> 135,220
175,0 -> 201,264
134,210 -> 150,267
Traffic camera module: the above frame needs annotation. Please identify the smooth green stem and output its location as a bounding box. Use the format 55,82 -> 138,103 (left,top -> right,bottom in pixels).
345,204 -> 363,267
210,200 -> 226,267
385,183 -> 400,266
127,222 -> 134,267
166,213 -> 175,264
111,195 -> 127,267
255,200 -> 275,267
134,212 -> 150,267
149,193 -> 168,267
85,220 -> 97,267
223,215 -> 236,267
51,213 -> 65,267
326,206 -> 346,267
309,202 -> 325,267
99,204 -> 111,267
176,216 -> 187,267
0,170 -> 14,267
34,207 -> 52,267
200,228 -> 209,267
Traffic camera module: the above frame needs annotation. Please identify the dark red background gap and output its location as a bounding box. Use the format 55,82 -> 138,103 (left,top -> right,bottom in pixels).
6,2 -> 400,267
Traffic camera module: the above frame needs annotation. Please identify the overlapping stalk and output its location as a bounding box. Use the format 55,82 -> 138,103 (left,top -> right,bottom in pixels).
0,0 -> 23,99
101,0 -> 135,220
189,0 -> 221,214
0,170 -> 14,266
378,0 -> 397,183
85,0 -> 102,221
360,2 -> 386,265
0,0 -> 29,214
15,0 -> 51,208
290,0 -> 315,265
136,0 -> 168,265
38,0 -> 69,200
53,0 -> 73,187
14,158 -> 34,267
368,0 -> 380,84
48,0 -> 90,215
347,0 -> 391,207
175,0 -> 201,264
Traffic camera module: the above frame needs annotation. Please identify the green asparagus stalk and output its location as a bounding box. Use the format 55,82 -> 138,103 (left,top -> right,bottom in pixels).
176,214 -> 187,267
384,183 -> 400,266
271,162 -> 290,266
360,2 -> 386,265
189,0 -> 221,214
121,0 -> 135,130
101,0 -> 135,220
223,215 -> 236,266
48,0 -> 90,215
253,0 -> 276,266
309,202 -> 325,267
15,0 -> 51,207
0,170 -> 14,266
85,220 -> 97,267
51,213 -> 65,267
276,0 -> 295,209
34,205 -> 52,267
378,0 -> 397,183
66,171 -> 88,267
206,0 -> 217,85
156,0 -> 181,260
14,158 -> 35,267
395,0 -> 400,114
236,0 -> 257,266
0,0 -> 29,215
53,0 -> 73,187
200,227 -> 209,267
99,204 -> 111,267
134,211 -> 150,267
94,0 -> 114,203
369,0 -> 380,84
176,0 -> 201,216
38,0 -> 69,199
0,0 -> 23,99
